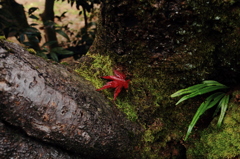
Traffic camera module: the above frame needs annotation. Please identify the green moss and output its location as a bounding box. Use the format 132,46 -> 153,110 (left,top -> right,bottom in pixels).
0,36 -> 6,40
27,48 -> 36,54
60,62 -> 69,65
75,52 -> 139,121
115,99 -> 138,121
187,94 -> 240,159
75,52 -> 114,91
143,129 -> 155,143
0,37 -> 13,44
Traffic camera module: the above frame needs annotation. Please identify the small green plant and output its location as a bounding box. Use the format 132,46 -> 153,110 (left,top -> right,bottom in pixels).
171,80 -> 230,140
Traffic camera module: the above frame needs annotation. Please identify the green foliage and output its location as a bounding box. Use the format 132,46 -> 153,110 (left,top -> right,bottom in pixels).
0,1 -> 98,61
171,80 -> 228,105
50,47 -> 73,62
55,29 -> 70,42
28,7 -> 39,15
36,40 -> 73,62
171,80 -> 230,140
40,5 -> 94,60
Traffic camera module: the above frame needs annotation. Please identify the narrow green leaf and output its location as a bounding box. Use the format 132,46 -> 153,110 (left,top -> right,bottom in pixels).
36,51 -> 47,59
176,85 -> 228,105
213,104 -> 221,117
41,41 -> 58,48
213,93 -> 226,117
55,29 -> 70,41
28,7 -> 38,15
203,80 -> 227,87
29,14 -> 39,20
171,84 -> 206,97
205,92 -> 225,110
19,34 -> 25,43
44,20 -> 55,27
30,23 -> 38,26
194,85 -> 228,95
175,95 -> 192,105
197,92 -> 222,113
184,92 -> 225,140
217,95 -> 230,127
57,49 -> 73,55
50,47 -> 73,55
61,11 -> 67,18
50,52 -> 59,62
184,101 -> 206,140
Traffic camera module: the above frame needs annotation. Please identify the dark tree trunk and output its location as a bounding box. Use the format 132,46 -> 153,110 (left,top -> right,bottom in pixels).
0,40 -> 141,158
40,0 -> 59,49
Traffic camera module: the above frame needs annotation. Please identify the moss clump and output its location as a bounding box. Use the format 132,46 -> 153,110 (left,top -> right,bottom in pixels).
187,92 -> 240,158
115,99 -> 138,121
27,48 -> 36,54
0,36 -> 6,40
60,62 -> 69,65
75,52 -> 139,121
75,52 -> 114,90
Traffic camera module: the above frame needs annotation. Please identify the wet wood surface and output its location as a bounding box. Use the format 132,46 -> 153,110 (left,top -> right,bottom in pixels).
0,40 -> 140,158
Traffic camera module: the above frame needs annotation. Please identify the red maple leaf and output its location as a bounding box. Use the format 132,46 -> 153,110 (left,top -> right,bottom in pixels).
96,70 -> 130,100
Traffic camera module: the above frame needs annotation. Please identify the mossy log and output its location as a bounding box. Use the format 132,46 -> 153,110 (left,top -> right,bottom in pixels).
0,40 -> 141,158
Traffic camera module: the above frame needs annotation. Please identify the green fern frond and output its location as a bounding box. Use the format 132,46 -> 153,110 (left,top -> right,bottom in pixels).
171,80 -> 230,140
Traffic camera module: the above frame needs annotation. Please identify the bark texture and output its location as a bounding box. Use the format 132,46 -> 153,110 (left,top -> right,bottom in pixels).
0,40 -> 140,158
0,121 -> 84,159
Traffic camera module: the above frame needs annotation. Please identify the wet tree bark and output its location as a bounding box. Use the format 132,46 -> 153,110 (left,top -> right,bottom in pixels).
0,121 -> 84,159
0,40 -> 141,159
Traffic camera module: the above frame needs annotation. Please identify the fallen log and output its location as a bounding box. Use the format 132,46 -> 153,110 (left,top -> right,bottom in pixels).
0,40 -> 141,158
